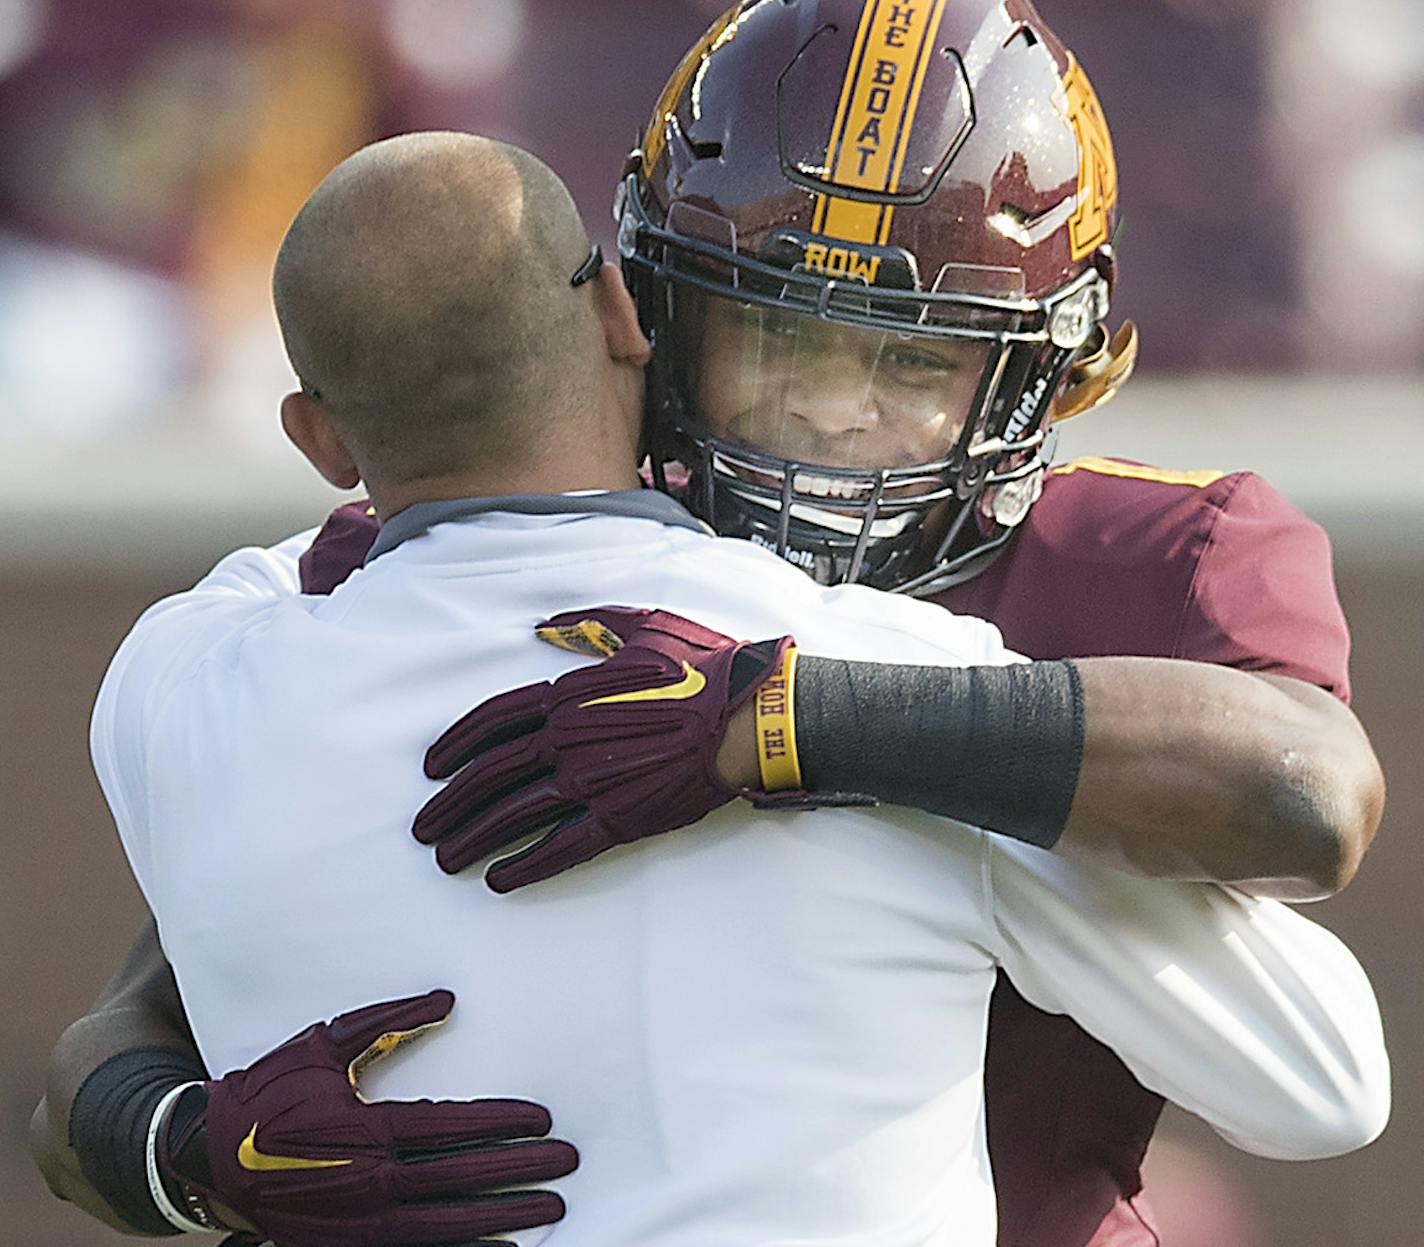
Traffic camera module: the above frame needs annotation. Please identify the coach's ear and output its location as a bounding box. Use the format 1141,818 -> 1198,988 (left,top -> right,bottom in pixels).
591,263 -> 652,366
281,391 -> 362,491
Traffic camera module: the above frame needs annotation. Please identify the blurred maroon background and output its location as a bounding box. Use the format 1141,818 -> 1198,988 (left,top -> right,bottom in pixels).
0,0 -> 1419,453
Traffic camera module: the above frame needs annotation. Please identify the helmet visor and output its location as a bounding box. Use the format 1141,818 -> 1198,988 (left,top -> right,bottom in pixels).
674,288 -> 994,474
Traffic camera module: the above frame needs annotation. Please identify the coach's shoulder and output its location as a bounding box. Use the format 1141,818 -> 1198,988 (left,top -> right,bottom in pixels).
814,581 -> 1014,667
683,531 -> 1014,666
101,533 -> 315,719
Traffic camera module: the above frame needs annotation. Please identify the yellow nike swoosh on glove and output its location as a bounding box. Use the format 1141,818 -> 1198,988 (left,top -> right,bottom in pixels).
580,662 -> 707,707
237,1124 -> 354,1172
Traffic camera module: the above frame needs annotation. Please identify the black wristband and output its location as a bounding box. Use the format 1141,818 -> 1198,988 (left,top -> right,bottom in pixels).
68,1047 -> 207,1236
795,656 -> 1084,849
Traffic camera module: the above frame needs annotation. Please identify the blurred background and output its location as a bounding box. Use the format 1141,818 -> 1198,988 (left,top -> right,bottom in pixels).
1,1 -> 1420,1243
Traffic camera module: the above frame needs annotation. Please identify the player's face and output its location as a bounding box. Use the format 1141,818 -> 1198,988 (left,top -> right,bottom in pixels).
691,293 -> 988,470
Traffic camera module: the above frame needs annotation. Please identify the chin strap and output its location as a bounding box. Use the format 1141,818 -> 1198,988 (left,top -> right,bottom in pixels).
1052,320 -> 1139,423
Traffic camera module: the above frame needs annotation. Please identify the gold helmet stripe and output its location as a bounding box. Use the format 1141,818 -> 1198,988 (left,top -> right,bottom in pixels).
883,0 -> 949,234
814,0 -> 949,246
812,0 -> 882,239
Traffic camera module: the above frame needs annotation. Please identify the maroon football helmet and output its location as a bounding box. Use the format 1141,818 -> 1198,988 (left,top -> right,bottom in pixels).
621,0 -> 1138,592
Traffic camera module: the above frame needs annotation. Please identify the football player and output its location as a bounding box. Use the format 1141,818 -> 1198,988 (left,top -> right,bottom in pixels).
351,2 -> 1383,1240
38,4 -> 1384,1241
610,6 -> 1375,1240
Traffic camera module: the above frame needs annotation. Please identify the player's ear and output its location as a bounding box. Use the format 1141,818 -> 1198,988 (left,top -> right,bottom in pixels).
281,391 -> 362,490
591,263 -> 652,367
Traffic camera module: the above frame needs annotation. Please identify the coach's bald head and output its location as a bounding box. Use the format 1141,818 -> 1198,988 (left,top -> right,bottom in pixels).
274,132 -> 649,511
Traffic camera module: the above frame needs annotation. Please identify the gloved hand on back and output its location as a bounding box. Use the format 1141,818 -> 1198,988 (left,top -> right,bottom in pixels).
413,606 -> 799,891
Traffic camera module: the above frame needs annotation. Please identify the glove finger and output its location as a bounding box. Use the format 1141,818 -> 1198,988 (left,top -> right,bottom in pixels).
388,1191 -> 567,1243
325,989 -> 456,1065
484,814 -> 608,894
637,608 -> 743,654
425,683 -> 553,780
394,1139 -> 579,1200
435,780 -> 579,875
535,606 -> 652,659
539,605 -> 736,658
414,735 -> 545,845
386,1097 -> 554,1147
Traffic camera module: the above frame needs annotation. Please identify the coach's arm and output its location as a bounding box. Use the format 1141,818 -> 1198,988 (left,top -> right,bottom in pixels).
986,831 -> 1390,1160
32,919 -> 192,1234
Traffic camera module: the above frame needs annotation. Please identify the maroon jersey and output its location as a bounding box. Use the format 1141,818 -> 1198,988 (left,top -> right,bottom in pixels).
932,457 -> 1351,1247
299,500 -> 379,594
298,461 -> 1352,1247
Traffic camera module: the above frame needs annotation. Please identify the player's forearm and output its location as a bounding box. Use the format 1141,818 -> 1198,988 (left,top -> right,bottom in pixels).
31,1096 -> 155,1234
35,1010 -> 201,1235
34,922 -> 202,1235
32,1013 -> 197,1235
1061,660 -> 1384,898
728,653 -> 1383,897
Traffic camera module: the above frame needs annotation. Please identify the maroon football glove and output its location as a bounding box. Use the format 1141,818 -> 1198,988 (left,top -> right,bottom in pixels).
157,989 -> 576,1247
412,606 -> 796,891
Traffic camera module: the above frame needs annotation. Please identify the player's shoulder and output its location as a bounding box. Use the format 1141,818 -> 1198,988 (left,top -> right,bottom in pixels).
1031,456 -> 1316,556
815,582 -> 1014,665
1043,455 -> 1241,513
935,456 -> 1348,687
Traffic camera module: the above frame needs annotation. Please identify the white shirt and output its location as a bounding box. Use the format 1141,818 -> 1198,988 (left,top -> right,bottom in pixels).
92,499 -> 1389,1247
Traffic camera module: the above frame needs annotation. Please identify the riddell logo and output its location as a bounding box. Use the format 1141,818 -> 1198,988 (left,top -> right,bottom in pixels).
751,532 -> 817,570
1004,377 -> 1049,442
803,242 -> 883,285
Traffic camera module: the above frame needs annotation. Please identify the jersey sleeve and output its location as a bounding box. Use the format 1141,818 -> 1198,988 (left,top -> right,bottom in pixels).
89,531 -> 315,901
1177,472 -> 1351,701
983,837 -> 1390,1161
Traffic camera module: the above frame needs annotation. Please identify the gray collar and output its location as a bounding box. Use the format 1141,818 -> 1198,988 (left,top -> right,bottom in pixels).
366,490 -> 711,563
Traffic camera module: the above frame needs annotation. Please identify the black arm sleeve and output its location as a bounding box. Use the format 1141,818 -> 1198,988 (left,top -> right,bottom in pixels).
67,1047 -> 207,1236
794,656 -> 1084,850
